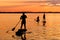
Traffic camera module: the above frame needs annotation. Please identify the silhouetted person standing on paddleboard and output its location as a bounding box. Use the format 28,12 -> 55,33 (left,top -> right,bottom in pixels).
20,13 -> 27,29
43,13 -> 45,20
43,13 -> 46,26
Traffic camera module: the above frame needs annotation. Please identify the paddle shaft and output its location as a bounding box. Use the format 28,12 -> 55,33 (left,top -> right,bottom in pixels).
12,20 -> 20,31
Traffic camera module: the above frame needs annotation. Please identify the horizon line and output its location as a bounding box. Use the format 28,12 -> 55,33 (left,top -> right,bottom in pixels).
0,12 -> 60,14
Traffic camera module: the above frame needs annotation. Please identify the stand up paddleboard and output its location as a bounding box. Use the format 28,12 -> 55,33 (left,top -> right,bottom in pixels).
16,29 -> 27,36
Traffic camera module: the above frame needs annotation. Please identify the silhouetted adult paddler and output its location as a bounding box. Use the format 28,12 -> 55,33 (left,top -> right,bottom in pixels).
43,13 -> 46,26
15,13 -> 27,37
43,13 -> 45,20
20,13 -> 27,29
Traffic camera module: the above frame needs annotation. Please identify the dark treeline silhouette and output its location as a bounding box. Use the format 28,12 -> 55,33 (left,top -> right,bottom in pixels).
0,12 -> 60,13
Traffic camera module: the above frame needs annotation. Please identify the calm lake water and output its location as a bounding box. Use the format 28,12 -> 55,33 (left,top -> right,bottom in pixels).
0,13 -> 60,40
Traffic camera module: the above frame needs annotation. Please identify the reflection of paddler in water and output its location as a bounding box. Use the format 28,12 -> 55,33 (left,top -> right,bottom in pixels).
20,13 -> 27,29
21,33 -> 26,40
35,16 -> 40,24
43,13 -> 46,26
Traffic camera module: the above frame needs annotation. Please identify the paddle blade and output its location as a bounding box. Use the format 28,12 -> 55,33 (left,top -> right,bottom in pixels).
6,31 -> 9,33
12,28 -> 15,31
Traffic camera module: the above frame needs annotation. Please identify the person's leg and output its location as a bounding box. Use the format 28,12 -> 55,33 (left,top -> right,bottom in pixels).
24,23 -> 26,29
20,22 -> 23,29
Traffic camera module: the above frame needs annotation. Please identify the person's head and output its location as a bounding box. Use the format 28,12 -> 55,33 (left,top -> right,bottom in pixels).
37,16 -> 39,18
44,13 -> 45,15
23,13 -> 25,15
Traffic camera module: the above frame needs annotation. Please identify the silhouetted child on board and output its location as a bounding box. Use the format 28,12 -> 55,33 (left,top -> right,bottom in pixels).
36,16 -> 40,24
20,13 -> 27,29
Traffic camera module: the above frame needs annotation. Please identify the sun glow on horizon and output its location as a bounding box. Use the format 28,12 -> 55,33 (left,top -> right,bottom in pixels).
0,0 -> 60,6
0,0 -> 60,12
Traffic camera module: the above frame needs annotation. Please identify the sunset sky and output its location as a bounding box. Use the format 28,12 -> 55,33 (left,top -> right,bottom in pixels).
0,0 -> 60,12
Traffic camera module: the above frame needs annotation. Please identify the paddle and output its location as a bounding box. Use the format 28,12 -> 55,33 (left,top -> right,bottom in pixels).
6,20 -> 20,33
12,20 -> 20,31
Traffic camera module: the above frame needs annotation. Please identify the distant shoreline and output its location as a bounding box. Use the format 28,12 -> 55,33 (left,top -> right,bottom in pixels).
0,12 -> 60,14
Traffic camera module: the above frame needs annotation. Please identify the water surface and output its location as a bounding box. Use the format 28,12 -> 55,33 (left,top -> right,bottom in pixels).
0,13 -> 60,40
